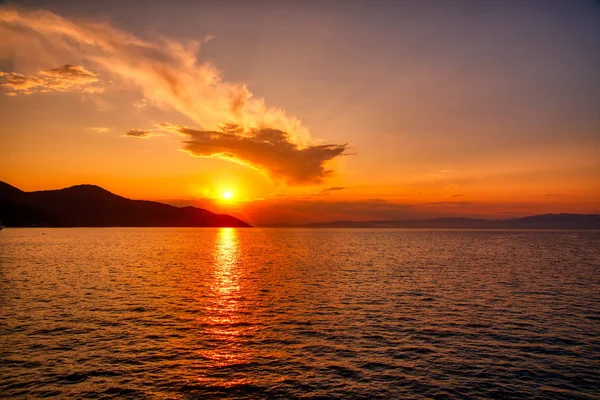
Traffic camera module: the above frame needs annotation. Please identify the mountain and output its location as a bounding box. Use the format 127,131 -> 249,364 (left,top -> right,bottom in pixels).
286,214 -> 600,229
0,181 -> 250,227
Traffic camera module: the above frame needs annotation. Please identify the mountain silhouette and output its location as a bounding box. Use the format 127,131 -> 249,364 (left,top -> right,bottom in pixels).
287,214 -> 600,229
0,181 -> 250,227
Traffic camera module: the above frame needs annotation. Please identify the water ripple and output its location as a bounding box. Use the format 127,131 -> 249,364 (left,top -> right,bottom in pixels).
0,228 -> 599,399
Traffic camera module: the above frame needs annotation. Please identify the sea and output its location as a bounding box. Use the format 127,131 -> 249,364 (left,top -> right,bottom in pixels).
1,228 -> 599,399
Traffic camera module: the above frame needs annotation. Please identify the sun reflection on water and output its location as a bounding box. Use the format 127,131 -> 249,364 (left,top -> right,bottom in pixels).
198,228 -> 252,371
213,228 -> 239,299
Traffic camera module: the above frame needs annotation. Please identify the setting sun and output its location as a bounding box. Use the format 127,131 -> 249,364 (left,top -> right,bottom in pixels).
223,191 -> 232,200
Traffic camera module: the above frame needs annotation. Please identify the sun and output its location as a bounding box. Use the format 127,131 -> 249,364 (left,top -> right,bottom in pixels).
218,186 -> 238,203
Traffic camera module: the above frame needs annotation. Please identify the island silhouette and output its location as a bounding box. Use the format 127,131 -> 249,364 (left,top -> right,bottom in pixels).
0,181 -> 250,227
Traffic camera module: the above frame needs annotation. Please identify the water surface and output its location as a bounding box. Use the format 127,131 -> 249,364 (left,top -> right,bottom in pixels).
1,228 -> 599,399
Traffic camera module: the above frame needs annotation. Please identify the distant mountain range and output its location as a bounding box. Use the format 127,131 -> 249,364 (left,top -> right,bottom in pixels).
277,214 -> 600,229
0,181 -> 250,227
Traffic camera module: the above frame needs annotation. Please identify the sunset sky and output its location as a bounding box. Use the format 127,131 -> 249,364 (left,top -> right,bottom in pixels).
1,0 -> 599,225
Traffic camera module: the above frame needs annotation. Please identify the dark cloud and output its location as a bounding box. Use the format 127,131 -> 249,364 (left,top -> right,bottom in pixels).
40,64 -> 97,79
0,64 -> 102,95
125,129 -> 153,138
422,201 -> 474,207
543,193 -> 564,197
317,186 -> 349,195
163,124 -> 349,185
451,194 -> 464,197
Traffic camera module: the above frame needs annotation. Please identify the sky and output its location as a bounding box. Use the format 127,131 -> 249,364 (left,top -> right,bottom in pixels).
0,0 -> 599,225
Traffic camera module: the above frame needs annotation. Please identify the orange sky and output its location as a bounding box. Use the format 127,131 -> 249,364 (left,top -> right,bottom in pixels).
0,1 -> 598,225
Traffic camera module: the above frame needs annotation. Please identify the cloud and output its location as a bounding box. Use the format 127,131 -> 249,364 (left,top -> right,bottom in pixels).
124,129 -> 154,138
422,201 -> 474,207
158,124 -> 348,184
0,72 -> 42,95
0,6 -> 350,183
133,98 -> 148,111
543,193 -> 564,197
319,186 -> 348,194
0,64 -> 102,95
0,6 -> 308,140
89,126 -> 110,133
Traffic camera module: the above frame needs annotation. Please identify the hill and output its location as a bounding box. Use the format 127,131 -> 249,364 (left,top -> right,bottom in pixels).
0,181 -> 250,227
289,214 -> 600,229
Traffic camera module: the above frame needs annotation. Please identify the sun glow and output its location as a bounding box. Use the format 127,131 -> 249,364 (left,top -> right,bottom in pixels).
223,191 -> 233,200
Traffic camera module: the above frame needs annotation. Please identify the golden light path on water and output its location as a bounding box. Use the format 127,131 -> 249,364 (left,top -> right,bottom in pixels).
197,228 -> 256,387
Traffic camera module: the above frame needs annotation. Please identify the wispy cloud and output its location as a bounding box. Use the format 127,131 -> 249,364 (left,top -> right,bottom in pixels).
0,65 -> 102,95
89,126 -> 110,133
0,6 -> 349,184
133,98 -> 148,111
319,186 -> 348,194
124,129 -> 156,138
0,6 -> 306,138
